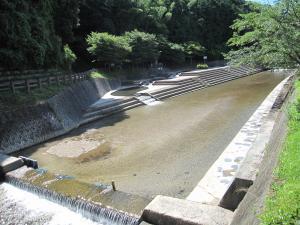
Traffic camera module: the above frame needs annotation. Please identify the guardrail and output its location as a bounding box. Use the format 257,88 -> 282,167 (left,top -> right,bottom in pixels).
0,70 -> 93,93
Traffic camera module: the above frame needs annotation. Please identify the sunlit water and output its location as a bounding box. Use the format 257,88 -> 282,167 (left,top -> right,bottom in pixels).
18,71 -> 286,199
0,183 -> 102,225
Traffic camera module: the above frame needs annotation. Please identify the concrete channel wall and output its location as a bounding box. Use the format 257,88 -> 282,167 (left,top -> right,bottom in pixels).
141,71 -> 296,225
0,78 -> 120,154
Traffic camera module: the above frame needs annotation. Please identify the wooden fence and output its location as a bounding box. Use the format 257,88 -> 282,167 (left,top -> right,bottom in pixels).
0,70 -> 93,93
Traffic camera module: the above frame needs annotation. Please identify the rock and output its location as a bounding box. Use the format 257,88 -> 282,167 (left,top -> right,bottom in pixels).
0,154 -> 24,175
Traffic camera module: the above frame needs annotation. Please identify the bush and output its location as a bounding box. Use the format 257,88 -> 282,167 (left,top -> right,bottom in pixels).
64,44 -> 77,70
184,41 -> 206,63
196,63 -> 208,69
89,71 -> 108,79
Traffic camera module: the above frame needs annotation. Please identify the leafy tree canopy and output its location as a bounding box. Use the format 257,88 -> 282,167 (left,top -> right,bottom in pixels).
125,30 -> 160,65
86,32 -> 131,67
226,0 -> 300,68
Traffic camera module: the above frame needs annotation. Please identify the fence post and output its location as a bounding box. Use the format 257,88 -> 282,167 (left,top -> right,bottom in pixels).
26,79 -> 30,93
38,78 -> 42,89
10,80 -> 15,94
56,76 -> 60,85
64,75 -> 67,84
69,73 -> 73,84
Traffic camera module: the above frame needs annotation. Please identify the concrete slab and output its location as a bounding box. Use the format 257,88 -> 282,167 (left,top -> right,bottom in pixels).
235,114 -> 276,182
183,66 -> 229,75
142,196 -> 233,225
0,154 -> 24,175
154,76 -> 197,82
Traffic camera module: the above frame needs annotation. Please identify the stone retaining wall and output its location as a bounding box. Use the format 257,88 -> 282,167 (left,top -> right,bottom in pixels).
0,78 -> 120,154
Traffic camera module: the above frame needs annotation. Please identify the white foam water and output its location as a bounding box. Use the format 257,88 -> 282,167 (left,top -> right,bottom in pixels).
135,95 -> 162,106
0,183 -> 103,225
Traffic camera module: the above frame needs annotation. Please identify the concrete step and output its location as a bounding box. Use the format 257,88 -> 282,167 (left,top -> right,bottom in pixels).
204,76 -> 242,85
195,70 -> 231,78
158,84 -> 206,99
206,74 -> 250,85
83,99 -> 140,118
202,76 -> 239,84
148,79 -> 200,96
80,102 -> 144,125
153,78 -> 195,86
152,82 -> 205,98
86,97 -> 135,113
181,67 -> 228,76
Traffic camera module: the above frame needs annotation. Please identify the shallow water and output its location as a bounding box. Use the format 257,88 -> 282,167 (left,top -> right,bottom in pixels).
19,71 -> 286,199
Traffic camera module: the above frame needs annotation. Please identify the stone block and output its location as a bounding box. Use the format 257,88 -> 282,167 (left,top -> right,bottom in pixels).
0,154 -> 24,175
142,196 -> 233,225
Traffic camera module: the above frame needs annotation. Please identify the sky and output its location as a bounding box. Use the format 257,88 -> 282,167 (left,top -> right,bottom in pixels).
249,0 -> 277,4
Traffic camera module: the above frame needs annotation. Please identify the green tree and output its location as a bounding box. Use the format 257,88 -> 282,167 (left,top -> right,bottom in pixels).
53,0 -> 80,44
64,44 -> 77,70
86,32 -> 131,69
0,0 -> 79,71
226,0 -> 300,68
125,30 -> 160,65
184,41 -> 206,64
158,36 -> 185,65
189,0 -> 246,59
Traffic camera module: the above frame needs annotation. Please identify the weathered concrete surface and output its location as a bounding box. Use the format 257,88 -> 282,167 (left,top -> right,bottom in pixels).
219,113 -> 278,211
142,196 -> 233,225
230,83 -> 293,225
186,75 -> 292,206
219,75 -> 295,211
0,78 -> 120,154
0,154 -> 24,175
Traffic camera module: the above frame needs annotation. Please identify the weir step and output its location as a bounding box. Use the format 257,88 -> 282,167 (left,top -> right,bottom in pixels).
152,78 -> 196,86
83,99 -> 140,118
157,84 -> 206,99
152,83 -> 205,98
86,97 -> 135,113
81,102 -> 144,125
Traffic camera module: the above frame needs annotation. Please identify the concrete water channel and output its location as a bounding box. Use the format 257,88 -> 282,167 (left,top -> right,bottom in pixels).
15,71 -> 286,202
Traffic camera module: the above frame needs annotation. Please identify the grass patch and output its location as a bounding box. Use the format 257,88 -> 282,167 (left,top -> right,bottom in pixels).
260,79 -> 300,225
90,71 -> 109,79
0,85 -> 67,111
196,63 -> 209,69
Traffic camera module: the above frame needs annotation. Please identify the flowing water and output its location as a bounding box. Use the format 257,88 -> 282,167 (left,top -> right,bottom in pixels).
135,95 -> 161,105
1,175 -> 139,225
0,182 -> 104,225
111,87 -> 147,97
16,71 -> 286,201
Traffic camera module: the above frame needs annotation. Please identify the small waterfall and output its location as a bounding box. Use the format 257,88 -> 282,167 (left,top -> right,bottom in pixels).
5,176 -> 140,225
135,95 -> 161,106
